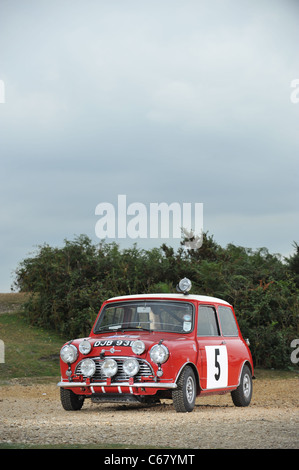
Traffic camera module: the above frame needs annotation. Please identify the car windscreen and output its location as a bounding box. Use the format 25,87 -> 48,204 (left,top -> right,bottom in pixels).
94,300 -> 194,334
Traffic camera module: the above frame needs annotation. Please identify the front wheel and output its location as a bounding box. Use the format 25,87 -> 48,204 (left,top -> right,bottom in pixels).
172,366 -> 196,413
231,365 -> 252,407
60,388 -> 85,411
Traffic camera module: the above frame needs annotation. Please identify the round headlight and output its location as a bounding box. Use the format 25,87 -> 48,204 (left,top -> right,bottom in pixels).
60,344 -> 78,364
178,277 -> 192,293
101,358 -> 118,377
79,339 -> 92,355
131,340 -> 145,355
123,358 -> 140,377
150,344 -> 169,364
80,358 -> 96,377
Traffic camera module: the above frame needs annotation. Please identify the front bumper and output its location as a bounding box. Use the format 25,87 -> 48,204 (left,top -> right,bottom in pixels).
57,380 -> 177,389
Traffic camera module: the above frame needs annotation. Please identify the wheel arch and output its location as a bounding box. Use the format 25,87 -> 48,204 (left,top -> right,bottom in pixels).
238,360 -> 254,385
175,362 -> 201,392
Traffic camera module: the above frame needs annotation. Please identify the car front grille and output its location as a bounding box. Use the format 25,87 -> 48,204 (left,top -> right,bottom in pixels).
75,356 -> 154,383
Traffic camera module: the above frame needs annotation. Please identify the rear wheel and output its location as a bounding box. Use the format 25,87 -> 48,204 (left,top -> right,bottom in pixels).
172,366 -> 196,413
231,365 -> 252,407
60,388 -> 85,411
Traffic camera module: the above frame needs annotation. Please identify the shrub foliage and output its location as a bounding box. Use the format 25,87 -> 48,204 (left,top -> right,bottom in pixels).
14,233 -> 299,369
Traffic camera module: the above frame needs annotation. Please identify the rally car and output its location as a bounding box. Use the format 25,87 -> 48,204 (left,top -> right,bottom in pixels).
58,278 -> 254,412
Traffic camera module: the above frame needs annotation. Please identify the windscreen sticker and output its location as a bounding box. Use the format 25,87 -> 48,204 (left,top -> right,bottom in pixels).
183,321 -> 192,332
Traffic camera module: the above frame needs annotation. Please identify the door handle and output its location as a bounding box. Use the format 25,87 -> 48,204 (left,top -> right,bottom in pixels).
221,340 -> 226,345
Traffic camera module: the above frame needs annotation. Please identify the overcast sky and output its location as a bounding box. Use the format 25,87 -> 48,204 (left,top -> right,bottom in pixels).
1,0 -> 299,292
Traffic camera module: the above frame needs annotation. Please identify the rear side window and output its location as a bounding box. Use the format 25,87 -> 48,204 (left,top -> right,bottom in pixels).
197,305 -> 220,336
218,306 -> 239,336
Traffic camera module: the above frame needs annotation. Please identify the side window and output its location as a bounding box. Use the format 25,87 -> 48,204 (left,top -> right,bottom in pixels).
197,305 -> 220,336
218,306 -> 239,336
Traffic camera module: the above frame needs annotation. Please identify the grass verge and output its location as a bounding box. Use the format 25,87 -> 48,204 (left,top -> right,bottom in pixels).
0,308 -> 67,383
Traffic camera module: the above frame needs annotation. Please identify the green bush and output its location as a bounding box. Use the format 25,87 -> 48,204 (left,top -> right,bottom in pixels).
14,233 -> 299,369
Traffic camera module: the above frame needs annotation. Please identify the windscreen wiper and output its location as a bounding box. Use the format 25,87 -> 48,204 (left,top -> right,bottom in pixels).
119,326 -> 152,332
96,325 -> 151,333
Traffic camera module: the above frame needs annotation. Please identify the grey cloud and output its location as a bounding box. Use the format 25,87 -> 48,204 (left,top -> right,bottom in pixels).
1,0 -> 299,291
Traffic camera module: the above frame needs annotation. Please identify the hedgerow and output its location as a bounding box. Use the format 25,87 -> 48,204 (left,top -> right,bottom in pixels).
14,233 -> 299,369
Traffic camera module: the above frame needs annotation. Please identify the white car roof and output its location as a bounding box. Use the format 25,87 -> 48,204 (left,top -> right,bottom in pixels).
107,293 -> 231,306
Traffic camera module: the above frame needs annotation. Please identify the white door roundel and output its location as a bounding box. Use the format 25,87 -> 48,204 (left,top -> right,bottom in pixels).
205,345 -> 228,389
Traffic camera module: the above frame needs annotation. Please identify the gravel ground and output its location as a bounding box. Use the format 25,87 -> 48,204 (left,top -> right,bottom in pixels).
0,376 -> 298,449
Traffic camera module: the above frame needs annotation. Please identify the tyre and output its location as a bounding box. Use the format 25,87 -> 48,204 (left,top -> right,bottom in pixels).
231,365 -> 252,407
60,388 -> 85,411
172,366 -> 196,413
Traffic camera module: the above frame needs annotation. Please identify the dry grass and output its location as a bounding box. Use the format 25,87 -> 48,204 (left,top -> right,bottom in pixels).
0,293 -> 30,313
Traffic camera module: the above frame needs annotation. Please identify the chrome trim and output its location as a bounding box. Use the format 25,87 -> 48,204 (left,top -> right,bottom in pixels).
237,360 -> 254,385
175,361 -> 199,385
57,381 -> 177,389
237,360 -> 247,386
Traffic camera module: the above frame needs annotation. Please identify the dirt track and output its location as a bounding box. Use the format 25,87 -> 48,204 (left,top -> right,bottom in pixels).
0,376 -> 298,449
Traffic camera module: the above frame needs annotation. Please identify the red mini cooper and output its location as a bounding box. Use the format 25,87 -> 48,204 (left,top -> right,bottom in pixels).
58,278 -> 254,412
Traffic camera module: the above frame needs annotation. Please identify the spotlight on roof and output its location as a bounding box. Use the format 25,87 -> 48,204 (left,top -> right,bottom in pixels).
176,277 -> 192,295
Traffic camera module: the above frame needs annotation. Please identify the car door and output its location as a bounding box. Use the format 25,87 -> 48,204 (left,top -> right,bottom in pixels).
196,304 -> 229,390
217,304 -> 244,387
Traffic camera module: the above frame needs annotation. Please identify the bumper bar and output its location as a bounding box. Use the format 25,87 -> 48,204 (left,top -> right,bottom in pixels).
57,381 -> 177,389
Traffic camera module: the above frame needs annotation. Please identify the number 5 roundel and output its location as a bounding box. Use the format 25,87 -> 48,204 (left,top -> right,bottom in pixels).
205,345 -> 228,389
